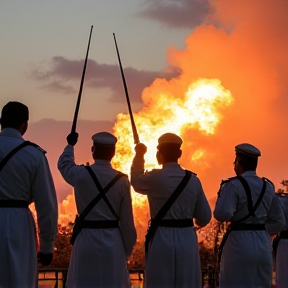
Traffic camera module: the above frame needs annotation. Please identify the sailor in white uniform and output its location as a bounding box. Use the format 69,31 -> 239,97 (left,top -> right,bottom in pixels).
214,143 -> 285,288
0,101 -> 58,288
58,131 -> 137,288
275,192 -> 288,288
131,133 -> 211,288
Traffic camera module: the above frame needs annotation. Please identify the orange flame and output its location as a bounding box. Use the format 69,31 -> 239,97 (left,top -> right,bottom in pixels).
111,77 -> 234,245
58,77 -> 233,226
112,78 -> 233,181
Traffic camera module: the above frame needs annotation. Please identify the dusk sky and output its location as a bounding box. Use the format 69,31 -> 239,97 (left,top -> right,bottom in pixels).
1,0 -> 288,215
1,0 -> 197,122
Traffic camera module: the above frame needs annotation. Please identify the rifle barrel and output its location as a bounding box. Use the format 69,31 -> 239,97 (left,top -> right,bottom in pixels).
113,33 -> 140,144
71,25 -> 93,133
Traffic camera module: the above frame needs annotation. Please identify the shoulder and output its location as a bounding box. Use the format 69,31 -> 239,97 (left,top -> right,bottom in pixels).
143,168 -> 162,177
25,141 -> 46,153
218,176 -> 239,191
112,170 -> 130,188
184,170 -> 198,182
21,141 -> 47,159
262,177 -> 275,189
150,168 -> 162,174
220,176 -> 238,185
186,170 -> 197,176
114,170 -> 128,179
217,176 -> 239,196
109,169 -> 129,183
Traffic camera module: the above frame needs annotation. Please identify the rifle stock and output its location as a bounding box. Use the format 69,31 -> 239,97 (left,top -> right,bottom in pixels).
71,25 -> 93,133
113,33 -> 140,144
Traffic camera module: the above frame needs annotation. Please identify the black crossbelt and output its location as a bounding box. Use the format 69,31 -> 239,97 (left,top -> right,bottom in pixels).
85,166 -> 123,219
280,230 -> 288,239
0,200 -> 29,208
155,219 -> 194,228
81,220 -> 119,229
0,141 -> 44,172
218,177 -> 267,263
70,167 -> 125,245
145,170 -> 192,255
230,223 -> 265,231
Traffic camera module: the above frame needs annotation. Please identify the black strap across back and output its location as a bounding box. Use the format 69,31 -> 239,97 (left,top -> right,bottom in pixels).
145,170 -> 192,254
218,176 -> 267,263
0,141 -> 43,172
70,166 -> 125,245
0,141 -> 43,208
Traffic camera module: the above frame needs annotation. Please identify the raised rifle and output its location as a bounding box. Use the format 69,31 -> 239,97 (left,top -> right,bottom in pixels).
71,25 -> 93,133
113,33 -> 140,144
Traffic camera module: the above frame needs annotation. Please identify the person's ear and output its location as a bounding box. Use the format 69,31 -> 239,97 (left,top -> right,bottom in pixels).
19,121 -> 28,136
156,151 -> 163,165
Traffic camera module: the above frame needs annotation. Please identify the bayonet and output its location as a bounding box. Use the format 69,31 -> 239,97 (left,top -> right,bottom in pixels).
71,25 -> 93,133
113,33 -> 140,144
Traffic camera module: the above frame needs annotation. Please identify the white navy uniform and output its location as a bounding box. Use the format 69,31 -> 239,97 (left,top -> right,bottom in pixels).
131,156 -> 211,288
58,135 -> 137,288
275,193 -> 288,288
214,171 -> 285,288
214,143 -> 285,288
0,128 -> 58,288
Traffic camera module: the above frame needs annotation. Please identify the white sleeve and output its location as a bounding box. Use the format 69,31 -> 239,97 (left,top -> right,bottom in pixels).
193,178 -> 212,227
119,178 -> 137,257
33,153 -> 58,253
213,181 -> 238,222
265,194 -> 286,235
57,145 -> 79,186
130,155 -> 151,195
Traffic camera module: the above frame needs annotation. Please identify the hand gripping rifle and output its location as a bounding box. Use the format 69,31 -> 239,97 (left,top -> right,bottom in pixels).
71,25 -> 93,133
113,33 -> 140,145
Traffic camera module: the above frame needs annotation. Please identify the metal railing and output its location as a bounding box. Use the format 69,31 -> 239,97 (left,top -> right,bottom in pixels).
39,268 -> 218,288
38,268 -> 145,288
38,268 -> 67,288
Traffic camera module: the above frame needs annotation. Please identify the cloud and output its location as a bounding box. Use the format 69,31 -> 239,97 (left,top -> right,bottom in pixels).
137,0 -> 211,29
160,0 -> 288,197
28,0 -> 288,203
40,81 -> 76,94
31,56 -> 179,103
108,0 -> 288,201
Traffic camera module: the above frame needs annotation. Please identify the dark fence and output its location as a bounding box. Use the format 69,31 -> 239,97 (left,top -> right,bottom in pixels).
38,268 -> 144,288
38,268 -> 67,288
39,267 -> 218,288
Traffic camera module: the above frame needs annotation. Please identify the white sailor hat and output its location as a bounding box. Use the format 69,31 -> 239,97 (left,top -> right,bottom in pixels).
235,143 -> 261,158
91,132 -> 117,146
157,133 -> 183,148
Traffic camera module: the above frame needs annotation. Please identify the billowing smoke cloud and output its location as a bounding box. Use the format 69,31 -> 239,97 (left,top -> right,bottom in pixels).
27,0 -> 288,212
138,0 -> 211,29
31,56 -> 179,103
161,0 -> 288,196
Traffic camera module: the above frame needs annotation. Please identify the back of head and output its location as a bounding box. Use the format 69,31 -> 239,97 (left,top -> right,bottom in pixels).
91,132 -> 117,161
157,133 -> 183,163
0,101 -> 29,129
235,143 -> 261,171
